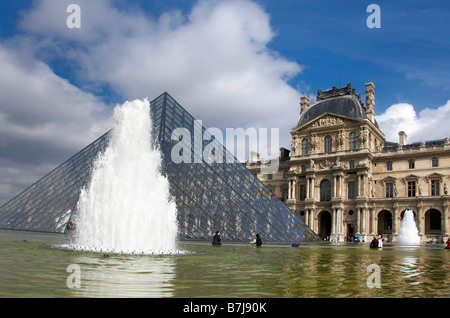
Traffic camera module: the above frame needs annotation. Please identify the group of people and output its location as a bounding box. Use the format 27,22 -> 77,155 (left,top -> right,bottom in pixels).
369,234 -> 384,249
212,231 -> 262,247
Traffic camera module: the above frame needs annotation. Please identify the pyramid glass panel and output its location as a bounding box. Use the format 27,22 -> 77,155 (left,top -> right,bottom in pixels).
0,92 -> 318,242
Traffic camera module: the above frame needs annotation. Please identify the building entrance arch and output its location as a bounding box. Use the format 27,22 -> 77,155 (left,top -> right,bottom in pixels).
425,209 -> 441,235
318,210 -> 332,240
377,210 -> 392,235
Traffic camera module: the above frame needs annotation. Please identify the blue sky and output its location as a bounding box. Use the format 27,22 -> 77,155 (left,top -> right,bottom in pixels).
0,0 -> 449,204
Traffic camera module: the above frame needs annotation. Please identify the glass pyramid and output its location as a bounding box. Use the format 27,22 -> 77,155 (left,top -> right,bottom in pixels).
0,92 -> 318,242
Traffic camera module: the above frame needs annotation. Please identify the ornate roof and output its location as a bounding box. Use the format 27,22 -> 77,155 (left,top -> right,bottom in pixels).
296,83 -> 378,128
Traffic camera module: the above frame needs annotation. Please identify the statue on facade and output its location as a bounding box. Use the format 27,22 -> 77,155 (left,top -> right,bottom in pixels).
335,157 -> 341,167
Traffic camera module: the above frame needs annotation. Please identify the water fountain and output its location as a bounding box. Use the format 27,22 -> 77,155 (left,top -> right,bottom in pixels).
397,209 -> 421,245
70,99 -> 180,255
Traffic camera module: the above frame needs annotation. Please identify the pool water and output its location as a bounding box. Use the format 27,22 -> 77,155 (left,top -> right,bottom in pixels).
1,230 -> 449,298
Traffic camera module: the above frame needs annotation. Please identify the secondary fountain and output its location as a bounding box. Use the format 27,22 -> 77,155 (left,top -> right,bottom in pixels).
397,209 -> 421,245
70,99 -> 180,255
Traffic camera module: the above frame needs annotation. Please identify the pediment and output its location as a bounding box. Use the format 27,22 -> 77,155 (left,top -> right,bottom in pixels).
293,113 -> 362,132
404,174 -> 419,180
425,173 -> 444,182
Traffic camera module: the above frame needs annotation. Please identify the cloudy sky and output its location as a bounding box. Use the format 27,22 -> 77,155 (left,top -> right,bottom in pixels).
0,0 -> 449,204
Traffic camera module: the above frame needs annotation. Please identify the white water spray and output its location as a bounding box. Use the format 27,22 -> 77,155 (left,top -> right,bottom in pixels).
398,209 -> 421,245
72,99 -> 179,255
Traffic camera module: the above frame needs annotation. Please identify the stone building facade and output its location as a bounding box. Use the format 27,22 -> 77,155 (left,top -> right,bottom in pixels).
246,83 -> 450,243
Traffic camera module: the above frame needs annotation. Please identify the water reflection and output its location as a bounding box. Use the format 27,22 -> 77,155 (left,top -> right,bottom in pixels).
2,231 -> 450,298
399,255 -> 422,280
69,254 -> 176,297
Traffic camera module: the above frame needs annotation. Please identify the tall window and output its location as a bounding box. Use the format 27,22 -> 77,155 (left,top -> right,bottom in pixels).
283,171 -> 289,179
432,157 -> 439,167
324,135 -> 332,153
386,182 -> 393,198
348,181 -> 355,199
349,132 -> 358,150
301,165 -> 306,173
320,179 -> 331,202
299,185 -> 307,201
431,179 -> 440,196
349,160 -> 355,170
282,189 -> 288,201
386,161 -> 393,171
408,181 -> 416,197
409,159 -> 415,169
302,138 -> 309,155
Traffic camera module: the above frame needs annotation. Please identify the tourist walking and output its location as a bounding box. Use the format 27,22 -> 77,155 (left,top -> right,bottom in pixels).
212,231 -> 222,245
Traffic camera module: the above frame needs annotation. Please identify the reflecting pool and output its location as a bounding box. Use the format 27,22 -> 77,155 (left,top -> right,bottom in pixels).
1,230 -> 449,298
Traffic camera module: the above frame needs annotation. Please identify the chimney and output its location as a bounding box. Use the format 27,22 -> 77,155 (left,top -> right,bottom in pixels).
250,151 -> 260,163
365,82 -> 375,124
398,131 -> 408,146
300,96 -> 310,113
279,147 -> 290,160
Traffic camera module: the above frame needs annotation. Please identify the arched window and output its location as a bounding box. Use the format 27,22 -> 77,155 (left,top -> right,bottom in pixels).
324,135 -> 332,153
349,132 -> 358,150
302,138 -> 309,155
320,179 -> 331,201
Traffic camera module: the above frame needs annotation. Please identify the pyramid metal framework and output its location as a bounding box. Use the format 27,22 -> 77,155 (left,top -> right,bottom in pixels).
0,92 -> 318,242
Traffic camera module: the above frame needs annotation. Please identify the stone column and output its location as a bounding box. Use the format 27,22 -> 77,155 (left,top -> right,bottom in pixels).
417,203 -> 424,237
356,207 -> 361,234
306,178 -> 310,198
392,204 -> 398,237
362,207 -> 369,242
356,176 -> 360,197
292,180 -> 297,200
337,208 -> 342,242
331,208 -> 336,241
361,207 -> 366,235
443,202 -> 449,236
370,207 -> 376,235
310,209 -> 315,233
333,176 -> 337,198
288,180 -> 292,200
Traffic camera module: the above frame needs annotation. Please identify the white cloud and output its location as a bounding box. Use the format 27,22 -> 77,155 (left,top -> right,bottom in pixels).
0,0 -> 304,203
377,101 -> 450,143
0,43 -> 111,204
18,0 -> 303,151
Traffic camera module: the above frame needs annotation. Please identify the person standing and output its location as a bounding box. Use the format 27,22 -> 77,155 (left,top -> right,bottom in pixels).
377,234 -> 383,248
251,234 -> 262,247
66,219 -> 76,241
212,231 -> 222,245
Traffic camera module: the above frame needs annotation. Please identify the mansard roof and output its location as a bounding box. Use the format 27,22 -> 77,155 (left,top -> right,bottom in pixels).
297,83 -> 379,128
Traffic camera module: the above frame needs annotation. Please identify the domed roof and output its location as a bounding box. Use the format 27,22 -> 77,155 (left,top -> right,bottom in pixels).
296,83 -> 378,128
297,95 -> 365,127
